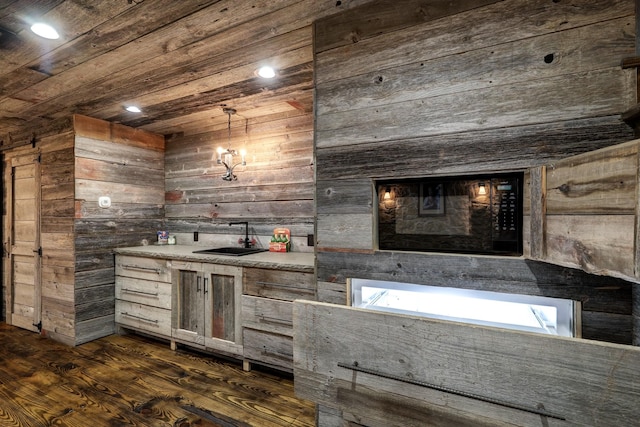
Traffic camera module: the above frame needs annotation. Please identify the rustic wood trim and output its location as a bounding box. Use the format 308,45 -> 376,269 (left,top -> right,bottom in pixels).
529,166 -> 546,259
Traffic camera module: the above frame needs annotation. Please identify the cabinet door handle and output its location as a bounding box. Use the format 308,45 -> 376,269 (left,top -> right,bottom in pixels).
121,264 -> 162,274
121,312 -> 159,324
121,288 -> 159,297
197,276 -> 202,292
204,277 -> 209,295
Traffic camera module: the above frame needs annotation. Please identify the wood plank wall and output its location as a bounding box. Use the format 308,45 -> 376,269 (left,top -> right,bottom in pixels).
1,115 -> 164,346
72,115 -> 165,345
164,109 -> 314,249
313,0 -> 637,343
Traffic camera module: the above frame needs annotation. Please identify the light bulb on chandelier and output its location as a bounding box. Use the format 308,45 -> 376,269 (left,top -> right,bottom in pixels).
216,107 -> 247,181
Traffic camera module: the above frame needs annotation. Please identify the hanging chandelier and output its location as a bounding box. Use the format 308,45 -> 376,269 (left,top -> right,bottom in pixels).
216,107 -> 246,181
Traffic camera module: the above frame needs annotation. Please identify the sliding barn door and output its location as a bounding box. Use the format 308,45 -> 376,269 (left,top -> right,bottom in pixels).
4,152 -> 41,332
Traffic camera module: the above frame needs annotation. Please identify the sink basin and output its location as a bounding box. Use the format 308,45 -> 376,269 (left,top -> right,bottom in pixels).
192,247 -> 268,256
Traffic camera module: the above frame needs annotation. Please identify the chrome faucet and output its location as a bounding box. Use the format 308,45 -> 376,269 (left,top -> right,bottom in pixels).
229,221 -> 251,248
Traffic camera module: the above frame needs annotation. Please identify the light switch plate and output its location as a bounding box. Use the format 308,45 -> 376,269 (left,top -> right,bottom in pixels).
98,196 -> 111,208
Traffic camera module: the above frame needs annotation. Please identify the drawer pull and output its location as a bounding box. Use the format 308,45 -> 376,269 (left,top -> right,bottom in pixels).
121,312 -> 159,324
121,264 -> 162,274
337,362 -> 565,421
259,315 -> 293,327
255,281 -> 314,294
121,288 -> 159,297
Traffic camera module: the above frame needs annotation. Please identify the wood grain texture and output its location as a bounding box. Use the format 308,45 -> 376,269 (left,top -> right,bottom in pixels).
314,0 -> 501,53
317,16 -> 634,117
544,214 -> 636,278
545,140 -> 638,215
529,166 -> 546,259
315,0 -> 633,85
294,300 -> 640,426
164,109 -> 314,242
0,322 -> 313,427
316,68 -> 635,148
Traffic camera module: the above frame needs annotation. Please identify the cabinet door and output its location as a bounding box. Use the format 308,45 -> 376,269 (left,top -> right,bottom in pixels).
171,261 -> 243,356
525,139 -> 638,281
202,263 -> 243,356
172,262 -> 205,345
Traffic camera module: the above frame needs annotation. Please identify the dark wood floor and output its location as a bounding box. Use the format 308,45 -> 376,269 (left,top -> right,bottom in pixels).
0,323 -> 315,427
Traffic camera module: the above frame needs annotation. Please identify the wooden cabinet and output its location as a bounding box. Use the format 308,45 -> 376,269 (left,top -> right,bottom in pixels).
115,250 -> 314,369
171,260 -> 243,357
242,267 -> 315,372
115,255 -> 172,338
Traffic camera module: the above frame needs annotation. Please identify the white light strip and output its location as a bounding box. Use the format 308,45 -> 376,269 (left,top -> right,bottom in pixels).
351,279 -> 578,337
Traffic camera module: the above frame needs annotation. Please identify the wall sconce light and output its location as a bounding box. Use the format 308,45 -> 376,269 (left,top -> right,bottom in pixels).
478,182 -> 487,195
216,107 -> 246,181
384,187 -> 391,200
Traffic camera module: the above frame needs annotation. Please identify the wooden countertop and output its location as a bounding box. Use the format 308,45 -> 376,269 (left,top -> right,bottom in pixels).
114,245 -> 315,272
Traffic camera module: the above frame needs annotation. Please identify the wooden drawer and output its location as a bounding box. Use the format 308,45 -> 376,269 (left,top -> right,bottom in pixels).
294,300 -> 640,427
243,328 -> 293,372
116,277 -> 171,309
242,295 -> 293,337
116,300 -> 171,337
243,268 -> 315,301
116,255 -> 171,283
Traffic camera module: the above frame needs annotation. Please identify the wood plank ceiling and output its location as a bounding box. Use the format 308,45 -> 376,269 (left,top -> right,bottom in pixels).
0,0 -> 373,143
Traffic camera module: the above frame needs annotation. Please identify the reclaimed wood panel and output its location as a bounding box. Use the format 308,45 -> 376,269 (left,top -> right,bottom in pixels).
316,213 -> 374,251
165,200 -> 313,220
75,137 -> 164,169
243,328 -> 293,372
243,268 -> 315,302
293,300 -> 640,426
315,116 -> 633,181
315,0 -> 633,84
314,0 -> 501,53
211,274 -> 236,342
545,140 -> 638,215
544,214 -> 636,279
317,68 -> 635,148
529,166 -> 546,259
316,179 -> 373,215
318,17 -> 634,117
75,178 -> 164,205
242,295 -> 293,337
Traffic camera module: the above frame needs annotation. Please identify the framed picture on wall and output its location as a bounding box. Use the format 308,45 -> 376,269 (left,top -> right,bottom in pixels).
419,182 -> 445,216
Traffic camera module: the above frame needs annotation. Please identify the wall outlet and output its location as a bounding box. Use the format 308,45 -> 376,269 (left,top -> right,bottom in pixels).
193,231 -> 199,242
307,234 -> 314,246
98,196 -> 111,208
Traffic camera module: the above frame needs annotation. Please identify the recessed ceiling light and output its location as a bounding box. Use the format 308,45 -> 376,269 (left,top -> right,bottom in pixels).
257,66 -> 276,79
30,23 -> 59,40
125,106 -> 142,113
